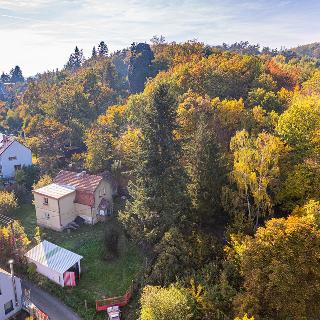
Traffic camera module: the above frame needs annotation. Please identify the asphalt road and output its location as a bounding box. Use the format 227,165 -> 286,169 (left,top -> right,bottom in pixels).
22,280 -> 82,320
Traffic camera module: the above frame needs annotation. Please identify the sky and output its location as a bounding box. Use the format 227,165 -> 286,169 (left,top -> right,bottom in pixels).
1,0 -> 320,76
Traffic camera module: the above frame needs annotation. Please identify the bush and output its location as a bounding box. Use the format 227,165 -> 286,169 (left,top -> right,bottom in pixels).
140,285 -> 195,320
32,174 -> 52,190
104,226 -> 120,260
0,191 -> 17,216
15,165 -> 40,190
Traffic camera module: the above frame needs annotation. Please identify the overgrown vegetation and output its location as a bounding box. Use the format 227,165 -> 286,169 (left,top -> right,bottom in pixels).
2,38 -> 320,319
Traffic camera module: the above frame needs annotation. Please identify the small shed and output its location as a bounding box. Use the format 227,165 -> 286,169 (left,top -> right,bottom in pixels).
25,240 -> 83,287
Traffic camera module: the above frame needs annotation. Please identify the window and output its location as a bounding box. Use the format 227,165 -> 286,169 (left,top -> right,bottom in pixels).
8,156 -> 16,161
4,300 -> 14,315
14,164 -> 21,171
99,188 -> 106,196
45,212 -> 50,220
43,197 -> 49,205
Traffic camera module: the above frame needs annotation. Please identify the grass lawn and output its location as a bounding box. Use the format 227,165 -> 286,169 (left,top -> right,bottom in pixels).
12,202 -> 144,319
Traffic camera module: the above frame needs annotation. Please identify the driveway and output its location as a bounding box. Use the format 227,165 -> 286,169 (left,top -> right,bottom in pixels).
22,280 -> 82,320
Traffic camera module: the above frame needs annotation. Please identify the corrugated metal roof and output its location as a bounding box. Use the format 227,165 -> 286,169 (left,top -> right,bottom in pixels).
25,240 -> 83,274
33,183 -> 75,199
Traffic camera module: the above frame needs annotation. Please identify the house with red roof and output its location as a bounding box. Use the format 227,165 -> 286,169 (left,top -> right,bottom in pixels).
0,134 -> 32,178
33,170 -> 113,231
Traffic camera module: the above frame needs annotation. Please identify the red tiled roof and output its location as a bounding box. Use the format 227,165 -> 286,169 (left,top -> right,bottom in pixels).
54,170 -> 103,192
54,170 -> 103,206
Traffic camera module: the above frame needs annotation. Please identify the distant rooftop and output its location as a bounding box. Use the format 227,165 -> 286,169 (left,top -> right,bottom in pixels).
33,183 -> 75,199
0,133 -> 14,155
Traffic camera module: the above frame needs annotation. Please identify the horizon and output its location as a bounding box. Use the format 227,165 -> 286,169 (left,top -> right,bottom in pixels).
1,0 -> 320,76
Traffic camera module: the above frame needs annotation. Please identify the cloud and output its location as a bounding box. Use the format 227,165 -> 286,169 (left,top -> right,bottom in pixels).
0,0 -> 320,75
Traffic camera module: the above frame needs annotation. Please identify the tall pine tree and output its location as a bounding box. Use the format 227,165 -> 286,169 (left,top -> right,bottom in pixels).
65,46 -> 84,72
98,41 -> 108,56
10,66 -> 24,83
92,46 -> 97,58
119,82 -> 190,246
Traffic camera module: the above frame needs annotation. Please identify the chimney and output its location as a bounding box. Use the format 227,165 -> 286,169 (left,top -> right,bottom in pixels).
77,170 -> 86,178
8,259 -> 18,306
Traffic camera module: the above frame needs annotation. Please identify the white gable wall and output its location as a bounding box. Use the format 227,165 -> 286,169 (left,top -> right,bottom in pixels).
0,141 -> 32,178
26,258 -> 64,286
0,271 -> 22,320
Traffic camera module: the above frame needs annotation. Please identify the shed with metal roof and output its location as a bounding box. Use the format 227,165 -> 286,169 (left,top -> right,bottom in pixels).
25,240 -> 83,287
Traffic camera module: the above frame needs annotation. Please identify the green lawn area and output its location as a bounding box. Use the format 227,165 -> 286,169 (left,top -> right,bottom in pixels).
12,202 -> 144,319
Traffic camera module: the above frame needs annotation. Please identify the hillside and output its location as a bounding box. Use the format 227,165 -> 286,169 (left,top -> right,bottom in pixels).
290,42 -> 320,58
2,39 -> 320,320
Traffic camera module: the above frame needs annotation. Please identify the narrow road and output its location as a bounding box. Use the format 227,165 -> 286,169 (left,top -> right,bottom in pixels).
22,280 -> 82,320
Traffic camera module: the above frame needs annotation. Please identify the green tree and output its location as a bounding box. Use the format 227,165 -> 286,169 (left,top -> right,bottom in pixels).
98,41 -> 108,56
65,46 -> 85,72
15,165 -> 40,191
140,285 -> 195,320
10,66 -> 24,83
92,46 -> 97,59
128,43 -> 154,93
119,82 -> 189,245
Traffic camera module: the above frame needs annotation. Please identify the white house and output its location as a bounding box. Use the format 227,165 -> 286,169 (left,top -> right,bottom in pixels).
0,134 -> 32,179
0,267 -> 22,320
25,240 -> 83,287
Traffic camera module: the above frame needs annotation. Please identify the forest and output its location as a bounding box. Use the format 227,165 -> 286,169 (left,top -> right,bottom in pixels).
1,38 -> 320,320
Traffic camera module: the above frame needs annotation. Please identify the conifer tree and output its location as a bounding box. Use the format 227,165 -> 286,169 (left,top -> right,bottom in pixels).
0,72 -> 11,83
119,82 -> 190,245
65,46 -> 84,72
10,66 -> 24,83
92,46 -> 97,58
98,41 -> 108,56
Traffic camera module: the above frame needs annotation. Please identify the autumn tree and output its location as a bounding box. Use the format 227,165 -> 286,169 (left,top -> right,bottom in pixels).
84,104 -> 128,172
225,130 -> 285,228
0,191 -> 17,216
84,124 -> 113,172
0,221 -> 30,266
33,174 -> 52,190
277,94 -> 320,157
24,116 -> 71,170
140,285 -> 195,320
234,213 -> 320,319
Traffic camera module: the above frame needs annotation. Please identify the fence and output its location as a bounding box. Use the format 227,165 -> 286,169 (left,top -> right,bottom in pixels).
96,286 -> 133,311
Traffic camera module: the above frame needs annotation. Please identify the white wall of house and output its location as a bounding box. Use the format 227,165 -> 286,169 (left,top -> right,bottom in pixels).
0,141 -> 32,178
34,192 -> 76,231
26,259 -> 65,287
0,270 -> 22,320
